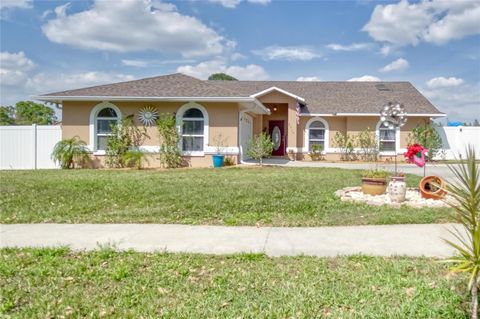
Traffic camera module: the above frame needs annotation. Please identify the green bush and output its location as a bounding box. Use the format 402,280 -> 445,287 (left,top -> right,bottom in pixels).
157,113 -> 182,168
408,122 -> 442,160
122,150 -> 148,169
246,132 -> 274,165
357,128 -> 379,162
334,132 -> 357,161
51,136 -> 90,169
106,115 -> 147,168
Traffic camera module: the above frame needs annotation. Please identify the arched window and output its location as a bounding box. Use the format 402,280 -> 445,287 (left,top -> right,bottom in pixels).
176,102 -> 209,155
89,102 -> 121,152
376,120 -> 399,154
305,117 -> 329,153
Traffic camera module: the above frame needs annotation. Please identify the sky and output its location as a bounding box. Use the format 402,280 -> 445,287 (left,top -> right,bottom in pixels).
0,0 -> 479,122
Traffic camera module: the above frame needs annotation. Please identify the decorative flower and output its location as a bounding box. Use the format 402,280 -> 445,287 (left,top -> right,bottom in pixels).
404,144 -> 428,167
138,106 -> 159,126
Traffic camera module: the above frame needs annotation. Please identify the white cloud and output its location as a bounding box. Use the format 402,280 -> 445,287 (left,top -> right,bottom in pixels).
0,51 -> 35,86
0,0 -> 32,9
121,58 -> 197,67
0,51 -> 136,106
348,75 -> 381,82
230,52 -> 247,61
421,81 -> 480,122
177,59 -> 268,80
379,58 -> 409,72
252,46 -> 321,61
426,77 -> 464,89
296,76 -> 321,81
326,43 -> 373,51
27,72 -> 136,94
363,0 -> 480,47
121,59 -> 148,68
42,0 -> 227,57
207,0 -> 270,8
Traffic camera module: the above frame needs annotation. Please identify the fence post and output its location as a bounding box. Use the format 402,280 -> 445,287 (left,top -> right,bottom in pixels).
32,124 -> 37,169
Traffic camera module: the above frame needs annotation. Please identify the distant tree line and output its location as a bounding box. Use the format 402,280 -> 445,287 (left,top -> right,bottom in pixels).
0,101 -> 57,125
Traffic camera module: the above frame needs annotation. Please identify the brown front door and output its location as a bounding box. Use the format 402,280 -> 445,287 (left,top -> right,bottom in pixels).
269,120 -> 285,156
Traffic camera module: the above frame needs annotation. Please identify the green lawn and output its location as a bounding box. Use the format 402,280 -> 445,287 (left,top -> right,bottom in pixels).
0,167 -> 452,226
0,248 -> 468,318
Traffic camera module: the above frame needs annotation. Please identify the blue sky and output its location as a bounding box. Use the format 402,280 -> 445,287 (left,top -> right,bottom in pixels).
1,0 -> 479,122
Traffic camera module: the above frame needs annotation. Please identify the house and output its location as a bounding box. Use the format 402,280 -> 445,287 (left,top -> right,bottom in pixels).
36,73 -> 445,167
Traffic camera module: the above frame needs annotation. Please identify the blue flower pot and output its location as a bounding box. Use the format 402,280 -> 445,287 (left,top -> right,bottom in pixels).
212,154 -> 225,168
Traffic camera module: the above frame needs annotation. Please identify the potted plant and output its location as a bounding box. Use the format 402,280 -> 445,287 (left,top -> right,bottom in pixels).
211,133 -> 227,168
361,169 -> 389,195
388,172 -> 406,203
419,175 -> 446,200
309,144 -> 324,161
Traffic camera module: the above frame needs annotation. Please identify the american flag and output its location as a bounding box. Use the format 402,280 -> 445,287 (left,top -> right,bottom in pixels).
296,101 -> 301,125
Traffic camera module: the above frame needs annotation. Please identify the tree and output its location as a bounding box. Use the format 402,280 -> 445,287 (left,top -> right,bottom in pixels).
14,101 -> 57,125
246,132 -> 274,165
0,106 -> 15,125
408,121 -> 443,160
443,146 -> 480,319
51,136 -> 90,169
208,73 -> 238,81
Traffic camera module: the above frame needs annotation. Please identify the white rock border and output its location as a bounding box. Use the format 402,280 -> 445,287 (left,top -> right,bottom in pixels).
335,187 -> 453,209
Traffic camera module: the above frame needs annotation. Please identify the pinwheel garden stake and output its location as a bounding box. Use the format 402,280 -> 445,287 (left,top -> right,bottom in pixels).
380,102 -> 407,175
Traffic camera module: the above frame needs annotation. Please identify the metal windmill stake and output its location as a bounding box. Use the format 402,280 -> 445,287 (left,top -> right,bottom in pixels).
380,102 -> 407,176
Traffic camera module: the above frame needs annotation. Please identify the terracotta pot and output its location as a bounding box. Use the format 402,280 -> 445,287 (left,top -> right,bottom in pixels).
419,175 -> 447,200
388,176 -> 406,203
361,178 -> 387,195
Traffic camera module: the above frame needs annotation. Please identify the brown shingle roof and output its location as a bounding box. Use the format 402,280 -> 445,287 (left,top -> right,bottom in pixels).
41,73 -> 246,98
209,80 -> 442,115
40,73 -> 443,115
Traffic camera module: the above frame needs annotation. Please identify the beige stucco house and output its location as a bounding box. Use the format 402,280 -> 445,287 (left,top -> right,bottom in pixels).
37,73 -> 445,167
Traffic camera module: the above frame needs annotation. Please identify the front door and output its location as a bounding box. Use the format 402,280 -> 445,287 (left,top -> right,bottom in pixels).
269,120 -> 285,156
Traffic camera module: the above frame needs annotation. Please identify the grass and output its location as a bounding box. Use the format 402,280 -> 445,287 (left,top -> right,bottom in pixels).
0,167 -> 452,226
0,248 -> 468,318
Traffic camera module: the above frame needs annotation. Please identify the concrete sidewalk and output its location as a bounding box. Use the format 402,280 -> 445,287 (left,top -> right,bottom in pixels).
0,223 -> 460,257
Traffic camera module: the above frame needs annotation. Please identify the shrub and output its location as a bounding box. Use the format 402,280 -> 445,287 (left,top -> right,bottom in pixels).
157,113 -> 182,168
361,169 -> 389,179
122,150 -> 148,169
106,115 -> 147,168
443,146 -> 480,319
357,128 -> 379,162
246,132 -> 274,165
408,122 -> 442,160
309,144 -> 324,161
51,136 -> 90,169
224,156 -> 236,166
334,132 -> 357,161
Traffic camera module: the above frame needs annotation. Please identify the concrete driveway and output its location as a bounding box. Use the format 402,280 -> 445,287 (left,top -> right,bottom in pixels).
247,158 -> 459,182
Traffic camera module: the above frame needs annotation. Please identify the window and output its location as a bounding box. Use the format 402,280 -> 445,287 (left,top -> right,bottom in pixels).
181,107 -> 205,152
305,117 -> 329,153
308,121 -> 325,151
376,121 -> 398,153
379,126 -> 396,151
96,107 -> 119,151
90,102 -> 121,152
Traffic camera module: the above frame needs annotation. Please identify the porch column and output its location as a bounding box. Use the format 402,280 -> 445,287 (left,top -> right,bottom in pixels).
287,101 -> 298,152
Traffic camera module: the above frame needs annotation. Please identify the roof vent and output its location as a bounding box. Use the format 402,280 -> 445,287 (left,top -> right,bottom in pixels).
375,83 -> 391,92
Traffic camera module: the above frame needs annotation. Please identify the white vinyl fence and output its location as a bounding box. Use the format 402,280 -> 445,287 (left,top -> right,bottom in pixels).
0,125 -> 62,169
435,126 -> 480,160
